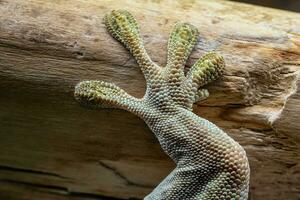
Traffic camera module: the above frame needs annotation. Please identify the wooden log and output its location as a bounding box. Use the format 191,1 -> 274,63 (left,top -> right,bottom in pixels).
0,0 -> 299,199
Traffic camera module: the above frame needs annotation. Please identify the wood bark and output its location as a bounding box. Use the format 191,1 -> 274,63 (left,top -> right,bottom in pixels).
0,0 -> 299,199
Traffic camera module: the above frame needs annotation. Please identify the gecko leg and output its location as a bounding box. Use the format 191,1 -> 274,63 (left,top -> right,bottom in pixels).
75,10 -> 249,200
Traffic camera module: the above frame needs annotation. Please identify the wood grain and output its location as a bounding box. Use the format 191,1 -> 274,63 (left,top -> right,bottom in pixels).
0,0 -> 299,199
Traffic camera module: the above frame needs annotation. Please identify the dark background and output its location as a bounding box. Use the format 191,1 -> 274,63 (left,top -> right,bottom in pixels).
232,0 -> 300,12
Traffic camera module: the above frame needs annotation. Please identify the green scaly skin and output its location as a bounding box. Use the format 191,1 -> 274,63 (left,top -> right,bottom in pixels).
74,10 -> 250,200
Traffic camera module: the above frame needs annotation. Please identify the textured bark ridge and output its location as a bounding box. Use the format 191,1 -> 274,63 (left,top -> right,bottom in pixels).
0,0 -> 299,200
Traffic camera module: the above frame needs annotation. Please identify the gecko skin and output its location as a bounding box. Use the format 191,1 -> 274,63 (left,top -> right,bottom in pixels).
74,10 -> 250,200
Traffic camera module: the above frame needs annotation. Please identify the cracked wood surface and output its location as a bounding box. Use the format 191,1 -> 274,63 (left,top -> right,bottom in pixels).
0,0 -> 299,199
